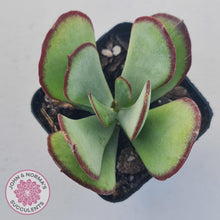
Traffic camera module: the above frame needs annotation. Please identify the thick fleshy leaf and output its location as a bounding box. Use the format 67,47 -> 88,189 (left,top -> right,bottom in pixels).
58,114 -> 115,180
64,43 -> 113,108
132,98 -> 201,180
115,76 -> 133,109
122,16 -> 176,102
151,13 -> 192,102
118,80 -> 151,141
88,93 -> 117,127
39,11 -> 96,102
48,128 -> 119,194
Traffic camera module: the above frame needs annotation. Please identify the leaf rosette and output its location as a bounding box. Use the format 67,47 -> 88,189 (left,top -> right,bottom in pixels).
39,11 -> 201,194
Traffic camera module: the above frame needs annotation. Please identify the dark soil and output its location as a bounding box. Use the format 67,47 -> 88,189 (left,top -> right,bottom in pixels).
31,22 -> 213,202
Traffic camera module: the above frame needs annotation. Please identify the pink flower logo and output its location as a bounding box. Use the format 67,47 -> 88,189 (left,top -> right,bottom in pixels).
14,179 -> 41,206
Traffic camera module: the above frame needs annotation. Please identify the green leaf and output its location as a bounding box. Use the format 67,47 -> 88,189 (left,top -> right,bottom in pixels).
88,93 -> 117,127
39,11 -> 96,102
151,13 -> 192,102
58,114 -> 115,180
64,43 -> 113,108
121,16 -> 176,102
115,76 -> 133,109
48,128 -> 119,194
118,80 -> 151,141
132,98 -> 201,180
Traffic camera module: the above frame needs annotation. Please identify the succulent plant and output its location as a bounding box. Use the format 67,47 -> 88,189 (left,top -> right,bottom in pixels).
39,11 -> 201,195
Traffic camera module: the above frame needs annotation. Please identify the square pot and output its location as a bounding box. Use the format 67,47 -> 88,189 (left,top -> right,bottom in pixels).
31,22 -> 213,202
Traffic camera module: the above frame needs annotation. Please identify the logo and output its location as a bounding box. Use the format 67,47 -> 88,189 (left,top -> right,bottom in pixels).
5,170 -> 50,215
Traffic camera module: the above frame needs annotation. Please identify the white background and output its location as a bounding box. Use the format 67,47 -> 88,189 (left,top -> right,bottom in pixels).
0,0 -> 219,219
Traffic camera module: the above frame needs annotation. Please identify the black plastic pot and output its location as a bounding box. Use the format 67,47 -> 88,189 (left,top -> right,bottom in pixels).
31,22 -> 213,202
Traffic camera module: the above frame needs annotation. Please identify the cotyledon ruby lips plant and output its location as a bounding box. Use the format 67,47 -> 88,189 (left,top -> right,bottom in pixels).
39,11 -> 201,195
